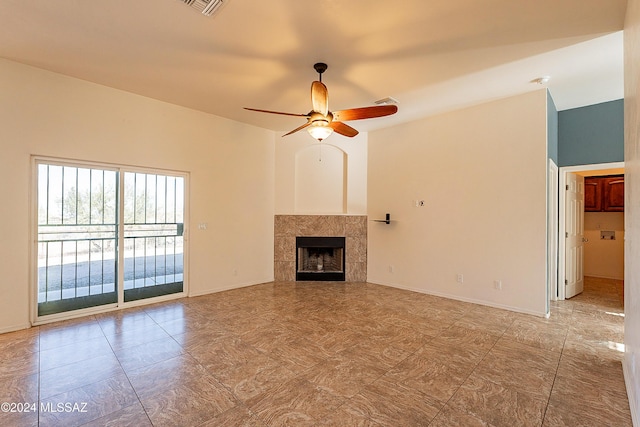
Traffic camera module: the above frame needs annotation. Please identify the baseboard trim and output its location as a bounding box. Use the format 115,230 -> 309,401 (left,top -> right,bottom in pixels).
188,279 -> 274,298
623,359 -> 639,427
584,274 -> 624,281
0,323 -> 32,335
367,280 -> 547,318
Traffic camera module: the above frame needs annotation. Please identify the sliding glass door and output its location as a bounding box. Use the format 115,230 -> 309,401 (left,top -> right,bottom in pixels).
36,160 -> 186,317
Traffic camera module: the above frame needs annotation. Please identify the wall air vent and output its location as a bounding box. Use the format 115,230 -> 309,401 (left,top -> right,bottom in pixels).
179,0 -> 227,17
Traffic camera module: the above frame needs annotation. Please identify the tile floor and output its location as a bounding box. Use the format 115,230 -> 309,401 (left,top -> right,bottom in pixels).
0,277 -> 631,426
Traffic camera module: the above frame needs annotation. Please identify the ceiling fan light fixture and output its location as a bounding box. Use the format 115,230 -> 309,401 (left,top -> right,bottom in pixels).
308,122 -> 333,141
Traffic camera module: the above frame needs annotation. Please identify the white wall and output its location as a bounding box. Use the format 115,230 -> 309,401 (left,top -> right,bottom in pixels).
367,90 -> 549,316
275,131 -> 367,214
0,59 -> 275,332
583,212 -> 624,280
294,144 -> 346,214
624,0 -> 640,422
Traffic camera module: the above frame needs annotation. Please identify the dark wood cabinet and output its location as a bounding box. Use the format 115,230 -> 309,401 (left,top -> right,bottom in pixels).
603,176 -> 625,211
584,175 -> 624,212
584,178 -> 602,211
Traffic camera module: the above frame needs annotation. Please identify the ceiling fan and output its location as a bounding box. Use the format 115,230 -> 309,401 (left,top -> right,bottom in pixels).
244,63 -> 398,141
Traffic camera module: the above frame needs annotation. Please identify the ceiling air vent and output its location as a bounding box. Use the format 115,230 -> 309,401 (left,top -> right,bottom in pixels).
179,0 -> 227,16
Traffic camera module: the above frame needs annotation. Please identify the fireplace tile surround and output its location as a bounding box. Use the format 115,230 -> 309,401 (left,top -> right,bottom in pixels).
274,215 -> 367,282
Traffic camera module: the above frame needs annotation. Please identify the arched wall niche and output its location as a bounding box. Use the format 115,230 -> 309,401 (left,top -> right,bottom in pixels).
294,144 -> 347,214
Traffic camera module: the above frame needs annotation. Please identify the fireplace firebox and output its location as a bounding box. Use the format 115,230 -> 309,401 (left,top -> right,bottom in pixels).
296,236 -> 345,281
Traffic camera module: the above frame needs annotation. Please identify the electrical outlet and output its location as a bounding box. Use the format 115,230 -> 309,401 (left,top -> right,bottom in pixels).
389,265 -> 394,273
456,273 -> 464,283
494,280 -> 502,290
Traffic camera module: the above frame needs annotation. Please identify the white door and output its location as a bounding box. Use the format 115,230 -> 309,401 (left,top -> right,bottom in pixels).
565,172 -> 585,298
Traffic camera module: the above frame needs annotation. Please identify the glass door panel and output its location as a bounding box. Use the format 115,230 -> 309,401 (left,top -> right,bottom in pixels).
123,172 -> 184,302
37,164 -> 118,316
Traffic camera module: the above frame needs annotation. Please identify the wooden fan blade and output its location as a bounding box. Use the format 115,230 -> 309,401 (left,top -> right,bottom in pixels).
311,81 -> 329,116
244,107 -> 309,118
283,121 -> 312,137
330,121 -> 359,137
332,105 -> 398,121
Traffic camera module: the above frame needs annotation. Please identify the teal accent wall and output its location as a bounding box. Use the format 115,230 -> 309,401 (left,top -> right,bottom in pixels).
558,99 -> 623,167
547,91 -> 558,163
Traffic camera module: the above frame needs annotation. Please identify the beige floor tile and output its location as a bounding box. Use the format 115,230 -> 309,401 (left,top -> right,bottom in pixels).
39,373 -> 138,427
0,407 -> 39,427
556,352 -> 625,386
213,353 -> 297,402
126,354 -> 209,399
140,380 -> 238,427
429,404 -> 490,427
199,404 -> 266,427
265,336 -> 330,374
450,374 -> 547,426
342,377 -> 442,426
502,317 -> 568,353
246,377 -> 344,426
102,321 -> 170,350
302,354 -> 387,398
430,324 -> 500,362
80,401 -> 153,427
154,312 -> 219,336
0,328 -> 40,355
0,276 -> 631,426
337,338 -> 416,370
170,323 -> 231,349
95,309 -> 156,335
40,353 -> 124,399
0,372 -> 39,403
188,335 -> 265,373
114,336 -> 184,372
39,318 -> 104,351
143,302 -> 188,324
384,343 -> 478,402
0,351 -> 39,381
39,335 -> 113,371
562,331 -> 625,363
548,371 -> 632,424
0,373 -> 39,427
471,338 -> 559,399
451,311 -> 515,336
314,405 -> 382,426
543,398 -> 633,427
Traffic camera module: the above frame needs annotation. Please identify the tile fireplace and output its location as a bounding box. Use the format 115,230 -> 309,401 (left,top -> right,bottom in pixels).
274,215 -> 367,282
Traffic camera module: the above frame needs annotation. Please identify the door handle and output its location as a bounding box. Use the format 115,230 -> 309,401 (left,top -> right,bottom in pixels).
582,237 -> 589,243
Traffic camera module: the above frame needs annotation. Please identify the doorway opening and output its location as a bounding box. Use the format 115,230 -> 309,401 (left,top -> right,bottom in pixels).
557,162 -> 624,300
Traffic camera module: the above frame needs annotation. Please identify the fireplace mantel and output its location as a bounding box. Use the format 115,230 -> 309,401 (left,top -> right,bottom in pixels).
274,215 -> 367,282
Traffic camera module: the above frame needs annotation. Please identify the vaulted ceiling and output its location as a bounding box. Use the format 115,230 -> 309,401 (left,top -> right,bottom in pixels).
0,0 -> 627,133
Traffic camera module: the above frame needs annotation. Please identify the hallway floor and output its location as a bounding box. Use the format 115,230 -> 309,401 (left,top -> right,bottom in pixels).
0,277 -> 631,426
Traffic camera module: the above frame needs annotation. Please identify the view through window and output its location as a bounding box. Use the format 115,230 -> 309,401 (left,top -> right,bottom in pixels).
36,161 -> 186,317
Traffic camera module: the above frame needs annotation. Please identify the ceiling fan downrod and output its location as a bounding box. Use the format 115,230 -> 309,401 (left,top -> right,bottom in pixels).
314,62 -> 328,82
